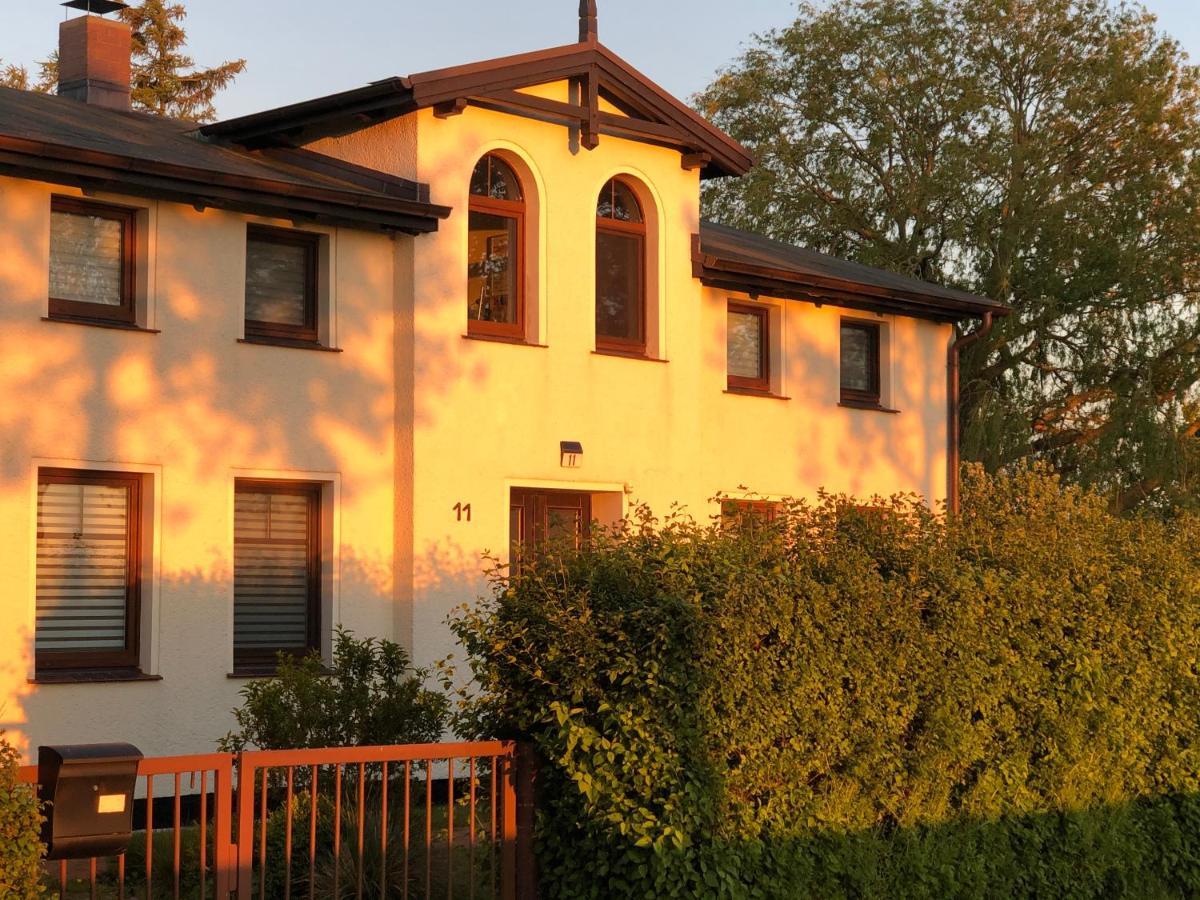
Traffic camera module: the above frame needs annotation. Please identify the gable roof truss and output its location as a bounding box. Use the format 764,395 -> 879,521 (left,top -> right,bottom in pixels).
202,44 -> 751,178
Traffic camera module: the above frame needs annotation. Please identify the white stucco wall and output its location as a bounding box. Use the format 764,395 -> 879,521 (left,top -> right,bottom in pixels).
0,175 -> 400,758
387,98 -> 953,675
0,90 -> 951,759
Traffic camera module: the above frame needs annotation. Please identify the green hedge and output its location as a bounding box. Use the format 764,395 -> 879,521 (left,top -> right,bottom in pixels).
451,466 -> 1200,898
0,732 -> 43,898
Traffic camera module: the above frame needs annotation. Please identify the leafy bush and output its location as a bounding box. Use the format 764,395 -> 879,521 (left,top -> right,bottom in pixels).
219,629 -> 450,752
451,466 -> 1200,898
0,731 -> 43,898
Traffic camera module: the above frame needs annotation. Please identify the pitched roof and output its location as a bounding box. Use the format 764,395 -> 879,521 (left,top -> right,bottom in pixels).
200,42 -> 753,179
696,221 -> 1007,321
0,86 -> 450,233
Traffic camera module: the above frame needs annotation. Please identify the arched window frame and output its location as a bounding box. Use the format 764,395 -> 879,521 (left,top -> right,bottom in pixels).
595,177 -> 647,356
467,154 -> 526,340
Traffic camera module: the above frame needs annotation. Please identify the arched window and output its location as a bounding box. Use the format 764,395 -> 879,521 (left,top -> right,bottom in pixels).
467,154 -> 525,338
595,178 -> 646,354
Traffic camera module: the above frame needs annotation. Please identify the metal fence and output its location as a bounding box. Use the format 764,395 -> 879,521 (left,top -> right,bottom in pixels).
19,740 -> 534,900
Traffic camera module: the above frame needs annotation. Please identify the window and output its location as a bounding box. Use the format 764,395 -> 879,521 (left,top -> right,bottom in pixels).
727,303 -> 770,392
36,469 -> 142,672
721,499 -> 781,532
49,197 -> 136,324
510,489 -> 591,571
233,481 -> 321,671
468,155 -> 525,339
840,320 -> 881,406
245,225 -> 320,344
595,178 -> 646,354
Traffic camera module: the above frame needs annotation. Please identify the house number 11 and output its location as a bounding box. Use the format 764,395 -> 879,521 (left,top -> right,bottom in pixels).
454,502 -> 472,523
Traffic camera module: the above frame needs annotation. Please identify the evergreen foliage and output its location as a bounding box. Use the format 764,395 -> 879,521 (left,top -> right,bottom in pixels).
2,2 -> 243,122
119,1 -> 244,122
452,467 -> 1200,897
698,0 -> 1200,513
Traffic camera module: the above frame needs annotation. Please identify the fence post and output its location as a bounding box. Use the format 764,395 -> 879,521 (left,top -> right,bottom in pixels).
212,754 -> 235,898
515,743 -> 539,900
235,754 -> 256,899
501,748 -> 518,900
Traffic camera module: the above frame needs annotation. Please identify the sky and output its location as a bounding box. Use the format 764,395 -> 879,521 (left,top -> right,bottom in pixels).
3,0 -> 1200,120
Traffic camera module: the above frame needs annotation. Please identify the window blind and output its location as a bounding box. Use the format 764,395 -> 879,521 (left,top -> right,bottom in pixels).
49,209 -> 124,307
36,478 -> 134,656
728,309 -> 765,379
234,486 -> 318,663
245,236 -> 313,328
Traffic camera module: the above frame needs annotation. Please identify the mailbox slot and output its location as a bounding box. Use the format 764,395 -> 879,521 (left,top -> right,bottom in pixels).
39,743 -> 142,860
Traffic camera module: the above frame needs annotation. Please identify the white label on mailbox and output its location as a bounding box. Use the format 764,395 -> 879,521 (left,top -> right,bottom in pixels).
98,794 -> 127,814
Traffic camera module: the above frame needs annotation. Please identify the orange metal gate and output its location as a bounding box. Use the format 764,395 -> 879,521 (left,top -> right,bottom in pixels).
20,740 -> 534,899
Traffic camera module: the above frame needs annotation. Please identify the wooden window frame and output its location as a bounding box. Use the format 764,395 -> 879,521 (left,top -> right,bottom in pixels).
721,499 -> 781,531
244,225 -> 321,345
840,319 -> 882,407
36,468 -> 143,674
49,196 -> 138,325
232,479 -> 322,673
727,302 -> 770,392
595,179 -> 647,356
509,489 -> 592,571
468,155 -> 526,341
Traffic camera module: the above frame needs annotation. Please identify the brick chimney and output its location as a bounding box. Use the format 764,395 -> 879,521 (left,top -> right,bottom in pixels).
58,9 -> 132,110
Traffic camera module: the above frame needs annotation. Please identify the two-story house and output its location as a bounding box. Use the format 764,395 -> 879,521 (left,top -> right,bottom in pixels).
0,1 -> 1004,757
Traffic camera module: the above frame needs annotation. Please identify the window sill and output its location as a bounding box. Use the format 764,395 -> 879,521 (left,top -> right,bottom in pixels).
228,667 -> 334,679
238,337 -> 343,353
462,333 -> 548,348
591,349 -> 668,363
838,400 -> 901,414
42,316 -> 159,334
725,387 -> 790,401
30,670 -> 162,685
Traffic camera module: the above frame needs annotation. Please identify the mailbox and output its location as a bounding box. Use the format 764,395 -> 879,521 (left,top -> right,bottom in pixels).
38,743 -> 142,860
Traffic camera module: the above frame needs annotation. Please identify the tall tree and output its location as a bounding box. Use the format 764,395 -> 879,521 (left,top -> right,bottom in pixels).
699,0 -> 1200,513
2,2 -> 243,122
120,0 -> 245,121
1,58 -> 55,92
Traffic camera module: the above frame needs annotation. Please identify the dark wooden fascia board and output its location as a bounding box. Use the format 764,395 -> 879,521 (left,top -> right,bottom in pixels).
200,78 -> 414,144
691,235 -> 1002,321
404,43 -> 588,100
409,52 -> 592,109
706,256 -> 999,317
697,268 -> 968,322
0,141 -> 447,233
252,147 -> 432,203
0,156 -> 439,234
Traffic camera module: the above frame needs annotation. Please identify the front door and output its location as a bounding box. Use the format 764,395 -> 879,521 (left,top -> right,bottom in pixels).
510,489 -> 592,564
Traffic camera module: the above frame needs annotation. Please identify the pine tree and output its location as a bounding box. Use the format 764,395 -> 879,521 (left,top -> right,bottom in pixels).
120,0 -> 245,122
2,1 -> 244,122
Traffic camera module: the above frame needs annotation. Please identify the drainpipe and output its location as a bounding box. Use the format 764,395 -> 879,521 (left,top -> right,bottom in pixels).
947,311 -> 995,515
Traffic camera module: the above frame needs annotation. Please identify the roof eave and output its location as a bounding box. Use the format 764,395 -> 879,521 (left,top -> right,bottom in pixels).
0,136 -> 449,233
692,240 -> 1007,321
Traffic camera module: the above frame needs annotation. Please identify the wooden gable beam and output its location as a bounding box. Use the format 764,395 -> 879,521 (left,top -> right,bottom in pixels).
433,98 -> 468,118
582,65 -> 600,150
